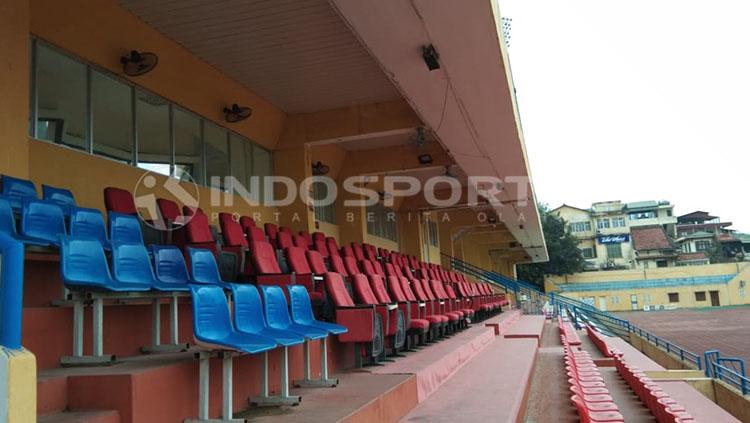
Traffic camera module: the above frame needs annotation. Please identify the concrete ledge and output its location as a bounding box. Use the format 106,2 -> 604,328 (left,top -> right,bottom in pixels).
503,315 -> 545,346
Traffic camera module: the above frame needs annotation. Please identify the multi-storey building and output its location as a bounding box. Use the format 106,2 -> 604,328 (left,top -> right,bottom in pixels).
553,200 -> 678,270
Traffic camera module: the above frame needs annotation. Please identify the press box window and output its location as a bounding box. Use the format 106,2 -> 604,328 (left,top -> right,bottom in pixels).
136,90 -> 171,175
92,71 -> 133,164
313,181 -> 336,224
35,44 -> 87,150
172,107 -> 203,183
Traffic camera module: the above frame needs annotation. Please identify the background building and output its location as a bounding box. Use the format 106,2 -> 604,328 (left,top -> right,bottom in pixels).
552,200 -> 677,270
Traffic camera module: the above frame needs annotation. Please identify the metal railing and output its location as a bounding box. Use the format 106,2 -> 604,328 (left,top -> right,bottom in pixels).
444,254 -> 750,394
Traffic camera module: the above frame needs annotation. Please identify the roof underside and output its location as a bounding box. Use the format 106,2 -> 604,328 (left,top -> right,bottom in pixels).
116,0 -> 401,113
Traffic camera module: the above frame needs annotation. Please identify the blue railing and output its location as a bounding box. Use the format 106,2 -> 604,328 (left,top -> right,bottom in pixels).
445,254 -> 750,394
0,232 -> 25,350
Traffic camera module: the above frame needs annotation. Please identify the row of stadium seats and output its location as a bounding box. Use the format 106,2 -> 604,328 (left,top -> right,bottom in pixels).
0,174 -> 76,215
562,329 -> 625,422
558,315 -> 581,346
2,173 -> 509,376
585,324 -> 616,358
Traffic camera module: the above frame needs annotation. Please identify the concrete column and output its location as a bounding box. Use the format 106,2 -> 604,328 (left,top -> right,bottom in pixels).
0,0 -> 30,178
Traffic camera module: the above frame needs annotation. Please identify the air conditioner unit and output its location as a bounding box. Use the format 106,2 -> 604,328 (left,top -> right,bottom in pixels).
643,305 -> 651,311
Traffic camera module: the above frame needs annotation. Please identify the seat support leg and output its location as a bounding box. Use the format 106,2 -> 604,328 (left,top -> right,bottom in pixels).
294,339 -> 338,388
250,348 -> 301,407
184,351 -> 243,423
142,295 -> 188,354
61,296 -> 114,366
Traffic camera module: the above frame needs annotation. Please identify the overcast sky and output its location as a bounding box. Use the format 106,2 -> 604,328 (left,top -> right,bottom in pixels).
501,0 -> 750,232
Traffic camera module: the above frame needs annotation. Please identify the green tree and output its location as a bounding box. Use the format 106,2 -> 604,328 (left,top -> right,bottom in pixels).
517,203 -> 584,287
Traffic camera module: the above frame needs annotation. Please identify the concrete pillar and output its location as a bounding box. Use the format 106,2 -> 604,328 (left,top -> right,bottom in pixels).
0,0 -> 30,178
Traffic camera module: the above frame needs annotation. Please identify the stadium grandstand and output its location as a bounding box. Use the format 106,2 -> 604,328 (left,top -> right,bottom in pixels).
0,0 -> 747,422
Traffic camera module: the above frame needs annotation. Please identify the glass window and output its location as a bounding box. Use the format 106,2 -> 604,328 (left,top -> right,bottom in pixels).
204,122 -> 229,191
570,221 -> 591,232
695,291 -> 706,301
313,181 -> 335,224
366,202 -> 398,242
136,90 -> 170,175
581,247 -> 594,259
606,243 -> 622,259
597,219 -> 610,229
252,146 -> 273,204
92,71 -> 133,163
230,134 -> 250,192
696,240 -> 712,251
668,292 -> 679,303
35,44 -> 87,150
428,221 -> 439,247
173,107 -> 203,183
612,217 -> 626,228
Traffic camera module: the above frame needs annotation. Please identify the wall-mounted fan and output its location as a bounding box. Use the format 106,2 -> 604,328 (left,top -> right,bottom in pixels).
311,161 -> 330,176
223,104 -> 252,123
121,50 -> 158,76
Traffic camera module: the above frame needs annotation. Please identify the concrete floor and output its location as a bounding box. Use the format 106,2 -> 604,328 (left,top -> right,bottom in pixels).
523,322 -> 656,423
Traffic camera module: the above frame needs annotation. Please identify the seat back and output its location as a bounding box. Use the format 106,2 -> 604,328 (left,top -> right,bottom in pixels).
185,209 -> 213,243
152,245 -> 191,286
359,259 -> 376,276
343,256 -> 361,276
352,274 -> 379,305
387,276 -> 408,302
288,285 -> 316,325
329,254 -> 348,277
190,285 -> 233,341
341,244 -> 354,258
156,198 -> 181,224
325,237 -> 340,256
279,226 -> 293,235
112,243 -> 157,284
231,284 -> 266,334
218,212 -> 248,248
104,187 -> 137,215
292,234 -> 309,250
351,243 -> 365,261
429,279 -> 448,300
313,238 -> 329,257
399,277 -> 418,302
0,198 -> 17,235
42,185 -> 76,213
1,175 -> 37,209
109,212 -> 144,246
410,279 -> 429,302
298,231 -> 312,247
188,247 -> 223,284
325,272 -> 355,307
276,231 -> 294,250
372,260 -> 385,277
259,285 -> 292,329
60,237 -> 113,287
239,216 -> 256,230
264,223 -> 279,241
285,246 -> 312,274
368,275 -> 392,304
21,199 -> 66,245
444,284 -> 458,299
70,207 -> 109,246
246,226 -> 266,242
251,241 -> 282,274
305,250 -> 327,274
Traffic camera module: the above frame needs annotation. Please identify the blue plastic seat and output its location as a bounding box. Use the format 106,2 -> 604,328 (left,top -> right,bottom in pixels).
109,212 -> 144,246
70,207 -> 111,250
1,175 -> 37,211
61,237 -> 149,292
188,247 -> 232,288
189,284 -> 277,354
151,245 -> 191,292
230,285 -> 305,347
259,285 -> 327,340
42,185 -> 76,216
20,198 -> 66,247
288,285 -> 347,335
0,198 -> 19,238
111,243 -> 159,291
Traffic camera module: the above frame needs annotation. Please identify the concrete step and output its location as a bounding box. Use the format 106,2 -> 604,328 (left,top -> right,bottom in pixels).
38,374 -> 68,415
38,410 -> 121,423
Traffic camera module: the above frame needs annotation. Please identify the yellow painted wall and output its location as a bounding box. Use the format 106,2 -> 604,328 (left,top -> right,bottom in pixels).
548,262 -> 743,285
548,262 -> 750,311
30,0 -> 284,150
29,140 -> 279,224
0,0 -> 30,178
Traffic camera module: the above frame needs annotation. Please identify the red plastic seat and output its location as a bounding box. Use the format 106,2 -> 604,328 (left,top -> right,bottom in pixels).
264,223 -> 279,241
104,186 -> 137,215
284,246 -> 324,304
325,237 -> 341,256
156,198 -> 187,246
239,215 -> 256,230
292,234 -> 309,250
324,272 -> 383,366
